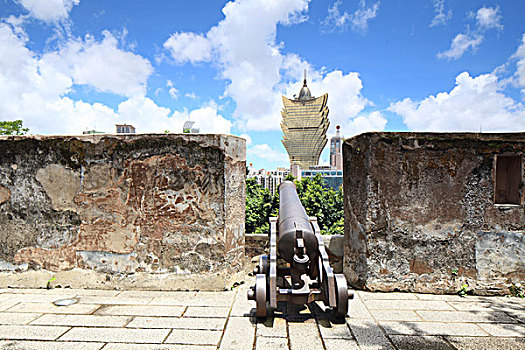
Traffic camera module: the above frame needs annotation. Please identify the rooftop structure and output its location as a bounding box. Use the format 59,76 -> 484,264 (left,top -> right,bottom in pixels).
281,71 -> 329,169
115,124 -> 135,134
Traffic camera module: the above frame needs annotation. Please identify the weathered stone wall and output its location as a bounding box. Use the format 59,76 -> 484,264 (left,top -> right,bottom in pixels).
0,134 -> 245,290
343,132 -> 525,295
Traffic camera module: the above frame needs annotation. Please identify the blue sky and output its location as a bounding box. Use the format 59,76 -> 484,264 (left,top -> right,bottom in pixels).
1,0 -> 525,170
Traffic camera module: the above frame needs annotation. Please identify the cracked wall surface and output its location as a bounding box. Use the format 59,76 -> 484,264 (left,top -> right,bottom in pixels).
343,132 -> 525,295
0,134 -> 246,290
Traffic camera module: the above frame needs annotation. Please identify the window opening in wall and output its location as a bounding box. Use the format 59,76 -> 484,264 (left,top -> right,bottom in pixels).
495,155 -> 522,205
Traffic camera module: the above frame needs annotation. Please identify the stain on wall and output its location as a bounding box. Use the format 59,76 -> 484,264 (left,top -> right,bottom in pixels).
343,132 -> 525,295
0,134 -> 246,289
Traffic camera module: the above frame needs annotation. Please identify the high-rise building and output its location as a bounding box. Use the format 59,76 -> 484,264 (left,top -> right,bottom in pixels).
330,125 -> 343,170
281,71 -> 329,169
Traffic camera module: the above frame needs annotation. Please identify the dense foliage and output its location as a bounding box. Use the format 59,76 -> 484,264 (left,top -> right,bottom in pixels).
0,120 -> 29,135
246,173 -> 344,235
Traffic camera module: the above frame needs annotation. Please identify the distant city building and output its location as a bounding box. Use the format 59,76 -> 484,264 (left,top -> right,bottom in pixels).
281,70 -> 329,169
83,130 -> 105,135
247,167 -> 290,194
330,125 -> 343,170
301,165 -> 343,190
183,121 -> 200,134
116,124 -> 135,134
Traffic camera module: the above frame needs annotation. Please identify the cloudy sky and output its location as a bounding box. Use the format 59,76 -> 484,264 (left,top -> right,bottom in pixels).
1,0 -> 525,169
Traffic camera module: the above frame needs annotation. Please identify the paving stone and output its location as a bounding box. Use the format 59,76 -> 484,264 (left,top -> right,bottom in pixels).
255,336 -> 288,349
69,289 -> 121,297
0,325 -> 70,341
102,344 -> 216,350
230,291 -> 255,317
190,291 -> 236,307
318,321 -> 353,339
370,310 -> 422,321
388,335 -> 455,350
324,338 -> 360,350
288,319 -> 323,350
0,340 -> 104,350
349,295 -> 374,319
219,316 -> 256,350
476,322 -> 525,337
379,321 -> 488,336
58,327 -> 169,343
148,293 -> 197,306
127,316 -> 226,330
119,290 -> 196,298
365,300 -> 455,311
447,302 -> 495,311
30,314 -> 131,327
95,305 -> 184,317
0,294 -> 72,303
0,289 -> 47,294
0,313 -> 41,325
359,292 -> 418,300
347,319 -> 394,350
77,296 -> 153,305
164,329 -> 223,346
256,317 -> 287,338
417,310 -> 517,323
6,302 -> 100,315
415,294 -> 467,302
446,336 -> 525,350
0,301 -> 18,312
183,306 -> 230,318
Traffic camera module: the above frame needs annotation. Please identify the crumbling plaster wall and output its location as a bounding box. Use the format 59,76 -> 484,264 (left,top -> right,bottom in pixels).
0,134 -> 245,290
343,132 -> 525,295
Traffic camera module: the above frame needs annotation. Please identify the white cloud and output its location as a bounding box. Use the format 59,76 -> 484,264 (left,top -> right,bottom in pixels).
322,0 -> 379,33
389,72 -> 525,132
430,0 -> 452,27
346,111 -> 387,137
166,80 -> 178,99
514,34 -> 525,91
41,31 -> 153,97
0,23 -> 231,136
248,143 -> 287,163
239,133 -> 252,145
438,6 -> 502,60
475,6 -> 503,31
437,33 -> 483,60
164,32 -> 212,64
184,92 -> 197,99
17,0 -> 80,23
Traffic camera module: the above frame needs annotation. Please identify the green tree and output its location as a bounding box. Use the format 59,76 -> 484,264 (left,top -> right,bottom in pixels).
245,173 -> 344,235
0,120 -> 29,135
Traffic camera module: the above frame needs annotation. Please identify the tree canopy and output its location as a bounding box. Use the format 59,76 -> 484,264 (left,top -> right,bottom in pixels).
0,120 -> 29,135
246,173 -> 344,235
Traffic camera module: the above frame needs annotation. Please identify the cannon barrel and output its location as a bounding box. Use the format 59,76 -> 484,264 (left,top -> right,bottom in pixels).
277,181 -> 319,264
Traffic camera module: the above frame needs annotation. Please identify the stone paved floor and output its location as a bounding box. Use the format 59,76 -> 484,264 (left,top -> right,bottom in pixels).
0,277 -> 524,349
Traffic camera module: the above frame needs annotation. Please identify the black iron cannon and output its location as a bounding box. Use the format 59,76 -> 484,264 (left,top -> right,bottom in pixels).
247,181 -> 353,318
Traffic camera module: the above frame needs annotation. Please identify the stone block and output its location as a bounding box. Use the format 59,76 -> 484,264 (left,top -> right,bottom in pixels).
219,316 -> 256,350
288,319 -> 323,350
7,302 -> 99,314
184,306 -> 230,318
347,319 -> 394,350
96,305 -> 184,317
379,321 -> 488,336
103,344 -> 216,350
417,310 -> 517,323
256,317 -> 287,338
324,338 -> 359,350
164,329 -> 223,345
388,335 -> 455,350
0,312 -> 41,325
255,336 -> 289,349
30,314 -> 131,327
0,341 -> 104,350
58,327 -> 170,343
0,325 -> 70,340
126,316 -> 226,330
446,336 -> 525,350
476,323 -> 525,337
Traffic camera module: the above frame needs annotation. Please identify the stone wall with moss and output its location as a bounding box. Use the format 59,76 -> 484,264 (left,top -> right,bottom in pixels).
0,134 -> 245,290
343,132 -> 525,295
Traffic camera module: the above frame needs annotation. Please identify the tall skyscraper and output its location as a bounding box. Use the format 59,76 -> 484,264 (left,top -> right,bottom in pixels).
281,71 -> 330,169
330,125 -> 343,170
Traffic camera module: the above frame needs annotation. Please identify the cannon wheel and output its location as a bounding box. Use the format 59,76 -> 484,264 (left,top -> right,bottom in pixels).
334,274 -> 349,318
259,255 -> 268,275
255,274 -> 267,317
